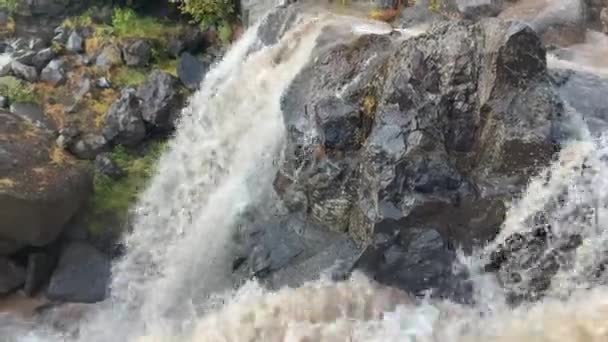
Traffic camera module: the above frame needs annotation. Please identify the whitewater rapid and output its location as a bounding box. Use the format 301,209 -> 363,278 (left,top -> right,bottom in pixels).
5,3 -> 608,342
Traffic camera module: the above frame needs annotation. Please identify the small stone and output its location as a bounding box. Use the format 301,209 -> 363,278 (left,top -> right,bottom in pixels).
66,31 -> 84,53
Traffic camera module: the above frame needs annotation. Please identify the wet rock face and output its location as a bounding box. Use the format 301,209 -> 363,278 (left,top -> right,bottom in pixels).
276,18 -> 562,297
136,70 -> 184,131
102,88 -> 146,147
278,19 -> 561,246
0,257 -> 25,294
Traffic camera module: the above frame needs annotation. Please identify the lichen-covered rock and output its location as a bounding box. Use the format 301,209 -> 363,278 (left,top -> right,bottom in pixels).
68,133 -> 109,160
0,111 -> 92,254
136,70 -> 183,131
66,31 -> 84,53
102,88 -> 146,147
40,59 -> 66,86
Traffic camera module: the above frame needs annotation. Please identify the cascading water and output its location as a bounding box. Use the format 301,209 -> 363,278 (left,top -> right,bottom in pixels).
5,2 -> 608,341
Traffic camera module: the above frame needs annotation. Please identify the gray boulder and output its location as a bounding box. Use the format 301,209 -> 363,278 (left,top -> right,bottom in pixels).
136,70 -> 183,131
13,51 -> 36,66
456,0 -> 503,19
46,242 -> 110,303
0,257 -> 25,294
178,52 -> 207,90
122,39 -> 151,67
41,59 -> 66,86
0,111 -> 92,253
66,31 -> 84,53
102,88 -> 146,147
11,61 -> 38,82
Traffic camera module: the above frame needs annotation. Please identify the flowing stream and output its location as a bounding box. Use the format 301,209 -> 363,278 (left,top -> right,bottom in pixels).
4,1 -> 608,341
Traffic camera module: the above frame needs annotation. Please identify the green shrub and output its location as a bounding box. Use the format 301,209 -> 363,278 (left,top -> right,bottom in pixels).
90,141 -> 167,233
174,0 -> 235,29
0,0 -> 19,13
0,76 -> 39,103
112,66 -> 147,87
218,20 -> 233,44
112,7 -> 180,41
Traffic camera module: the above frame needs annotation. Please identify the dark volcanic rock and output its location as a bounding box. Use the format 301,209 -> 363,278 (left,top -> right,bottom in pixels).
0,257 -> 25,294
276,19 -> 563,296
177,52 -> 207,90
46,242 -> 110,303
122,39 -> 152,67
168,26 -> 206,58
102,88 -> 146,147
32,48 -> 55,71
136,70 -> 183,131
24,252 -> 56,296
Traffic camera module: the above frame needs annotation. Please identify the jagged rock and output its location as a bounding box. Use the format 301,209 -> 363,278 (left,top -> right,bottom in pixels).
0,257 -> 25,294
46,242 -> 110,303
0,61 -> 12,77
102,88 -> 146,146
136,70 -> 183,131
68,133 -> 109,160
24,252 -> 56,296
168,26 -> 206,58
0,111 -> 92,251
32,48 -> 56,70
66,31 -> 84,53
53,26 -> 69,45
40,59 -> 66,86
95,44 -> 122,71
178,52 -> 207,90
276,19 -> 563,297
122,39 -> 151,67
56,126 -> 80,149
11,61 -> 38,82
94,153 -> 124,179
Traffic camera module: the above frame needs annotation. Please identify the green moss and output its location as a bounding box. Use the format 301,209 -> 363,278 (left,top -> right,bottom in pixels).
0,76 -> 39,103
112,66 -> 147,87
89,141 -> 167,234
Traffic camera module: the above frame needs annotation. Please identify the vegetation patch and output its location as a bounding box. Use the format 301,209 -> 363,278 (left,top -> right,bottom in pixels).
88,141 -> 166,234
0,76 -> 39,104
174,0 -> 235,29
112,66 -> 147,88
112,8 -> 182,42
0,0 -> 19,14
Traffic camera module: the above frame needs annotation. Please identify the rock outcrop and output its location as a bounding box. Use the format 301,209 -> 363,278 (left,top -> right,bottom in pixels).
0,110 -> 92,255
275,18 -> 564,297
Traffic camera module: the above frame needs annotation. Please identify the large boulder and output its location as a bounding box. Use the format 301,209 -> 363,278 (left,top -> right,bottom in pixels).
0,257 -> 25,294
102,88 -> 146,147
122,39 -> 152,67
32,48 -> 55,71
136,70 -> 183,131
46,242 -> 110,303
276,19 -> 563,296
0,111 -> 92,254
